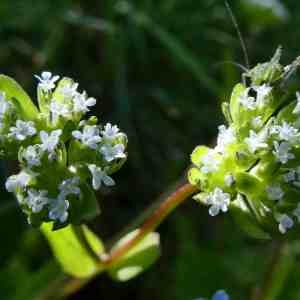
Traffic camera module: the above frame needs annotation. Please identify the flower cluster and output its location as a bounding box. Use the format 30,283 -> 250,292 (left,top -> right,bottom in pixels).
189,47 -> 300,237
1,72 -> 127,229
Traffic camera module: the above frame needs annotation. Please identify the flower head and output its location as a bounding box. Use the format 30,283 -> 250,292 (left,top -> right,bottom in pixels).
100,143 -> 126,162
50,100 -> 71,124
2,70 -> 127,228
59,82 -> 78,98
22,144 -> 43,167
205,188 -> 231,216
102,123 -> 122,140
200,150 -> 220,174
215,125 -> 236,153
9,120 -> 36,141
72,125 -> 101,149
59,177 -> 81,197
277,214 -> 294,234
88,164 -> 115,190
273,141 -> 294,164
5,171 -> 32,192
40,130 -> 62,153
49,196 -> 69,223
26,189 -> 49,213
266,185 -> 284,201
35,71 -> 59,92
245,130 -> 268,153
212,290 -> 230,300
188,48 -> 300,236
73,91 -> 96,113
271,121 -> 299,144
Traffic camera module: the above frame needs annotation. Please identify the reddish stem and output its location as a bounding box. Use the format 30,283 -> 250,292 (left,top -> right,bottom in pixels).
103,183 -> 197,267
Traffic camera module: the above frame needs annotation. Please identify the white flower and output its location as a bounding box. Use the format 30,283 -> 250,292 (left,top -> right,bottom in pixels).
50,100 -> 71,124
215,125 -> 236,153
88,164 -> 115,190
0,92 -> 11,117
72,125 -> 102,149
59,82 -> 79,98
252,116 -> 263,129
253,84 -> 272,108
271,121 -> 299,144
283,169 -> 296,183
35,71 -> 59,92
200,150 -> 221,174
73,91 -> 96,113
293,92 -> 300,114
5,171 -> 32,192
204,187 -> 231,216
26,189 -> 49,213
277,214 -> 294,234
59,177 -> 81,197
102,123 -> 122,140
9,120 -> 36,141
224,174 -> 235,187
40,129 -> 62,153
273,141 -> 295,164
266,185 -> 284,201
100,143 -> 126,162
22,145 -> 43,167
238,88 -> 256,110
245,130 -> 268,153
49,196 -> 69,223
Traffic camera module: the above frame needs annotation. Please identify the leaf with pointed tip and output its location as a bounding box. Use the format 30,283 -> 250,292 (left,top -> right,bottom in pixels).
0,75 -> 38,120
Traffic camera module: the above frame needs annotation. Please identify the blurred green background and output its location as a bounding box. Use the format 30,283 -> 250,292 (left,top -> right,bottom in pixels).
1,0 -> 300,299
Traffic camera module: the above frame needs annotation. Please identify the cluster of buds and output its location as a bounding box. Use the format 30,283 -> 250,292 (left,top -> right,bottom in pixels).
0,72 -> 127,229
189,47 -> 300,238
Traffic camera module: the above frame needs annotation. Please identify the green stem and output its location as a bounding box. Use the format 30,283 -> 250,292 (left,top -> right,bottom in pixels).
38,182 -> 197,299
253,241 -> 294,300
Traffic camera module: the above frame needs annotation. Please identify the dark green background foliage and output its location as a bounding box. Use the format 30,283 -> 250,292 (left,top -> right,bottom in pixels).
1,0 -> 300,299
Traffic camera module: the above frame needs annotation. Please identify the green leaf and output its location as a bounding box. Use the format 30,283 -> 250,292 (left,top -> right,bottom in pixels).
0,74 -> 39,120
188,167 -> 202,186
69,183 -> 100,224
108,230 -> 161,282
41,223 -> 105,278
190,145 -> 210,166
229,83 -> 245,124
231,195 -> 271,240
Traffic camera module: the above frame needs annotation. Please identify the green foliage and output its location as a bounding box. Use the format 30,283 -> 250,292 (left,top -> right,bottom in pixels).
1,0 -> 300,299
41,223 -> 105,278
0,75 -> 38,120
108,230 -> 161,282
